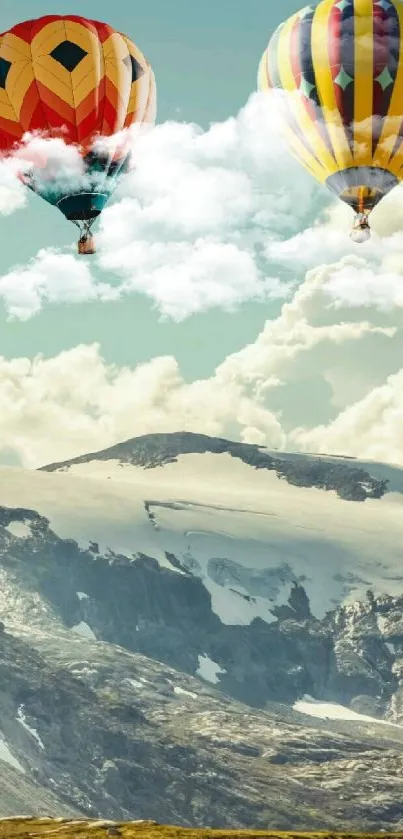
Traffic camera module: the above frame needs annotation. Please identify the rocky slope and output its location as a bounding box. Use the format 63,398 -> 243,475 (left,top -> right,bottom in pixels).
2,620 -> 403,832
0,432 -> 401,830
1,497 -> 403,714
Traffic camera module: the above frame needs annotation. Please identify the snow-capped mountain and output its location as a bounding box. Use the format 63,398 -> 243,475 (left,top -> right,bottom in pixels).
34,431 -> 403,621
0,432 -> 403,830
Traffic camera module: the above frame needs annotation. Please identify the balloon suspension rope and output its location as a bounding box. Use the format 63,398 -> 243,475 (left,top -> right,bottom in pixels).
73,219 -> 95,242
350,189 -> 371,242
358,188 -> 371,227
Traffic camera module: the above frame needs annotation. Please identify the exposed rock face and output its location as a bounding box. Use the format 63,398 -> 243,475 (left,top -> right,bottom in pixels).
1,501 -> 402,714
2,613 -> 403,833
0,432 -> 402,830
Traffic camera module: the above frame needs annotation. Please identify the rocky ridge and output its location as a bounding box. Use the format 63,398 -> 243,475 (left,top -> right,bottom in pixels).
40,431 -> 391,502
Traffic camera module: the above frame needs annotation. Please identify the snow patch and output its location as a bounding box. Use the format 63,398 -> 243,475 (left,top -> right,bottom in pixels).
125,678 -> 145,690
174,686 -> 198,699
294,695 -> 400,727
386,642 -> 395,655
196,653 -> 226,684
17,704 -> 45,750
76,591 -> 89,600
5,521 -> 31,539
71,621 -> 97,640
0,735 -> 25,773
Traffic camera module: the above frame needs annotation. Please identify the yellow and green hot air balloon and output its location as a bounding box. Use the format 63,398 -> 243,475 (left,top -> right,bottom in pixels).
258,0 -> 403,241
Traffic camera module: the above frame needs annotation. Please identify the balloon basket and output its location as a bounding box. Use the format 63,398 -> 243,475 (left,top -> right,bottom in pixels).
78,235 -> 96,255
349,211 -> 371,243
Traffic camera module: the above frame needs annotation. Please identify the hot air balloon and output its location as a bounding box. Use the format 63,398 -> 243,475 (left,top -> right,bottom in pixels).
258,0 -> 403,241
0,15 -> 156,253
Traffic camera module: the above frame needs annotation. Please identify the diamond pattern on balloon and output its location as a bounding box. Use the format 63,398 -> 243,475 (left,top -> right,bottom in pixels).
299,75 -> 315,99
334,0 -> 351,11
0,57 -> 11,90
123,54 -> 145,83
376,66 -> 394,90
50,41 -> 88,73
334,66 -> 353,90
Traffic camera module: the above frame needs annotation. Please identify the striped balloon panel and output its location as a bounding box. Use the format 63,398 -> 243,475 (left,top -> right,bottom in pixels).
258,0 -> 403,210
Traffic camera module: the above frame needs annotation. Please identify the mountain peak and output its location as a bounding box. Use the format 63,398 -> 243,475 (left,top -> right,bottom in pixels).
40,431 -> 266,472
40,430 -> 391,502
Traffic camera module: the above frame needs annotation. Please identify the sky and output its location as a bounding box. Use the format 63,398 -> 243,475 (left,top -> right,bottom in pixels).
1,0 -> 403,469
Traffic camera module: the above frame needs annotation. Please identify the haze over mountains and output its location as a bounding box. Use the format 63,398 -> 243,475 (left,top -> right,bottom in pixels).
0,432 -> 403,832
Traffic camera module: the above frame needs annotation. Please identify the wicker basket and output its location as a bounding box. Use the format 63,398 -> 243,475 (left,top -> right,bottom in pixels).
78,235 -> 96,255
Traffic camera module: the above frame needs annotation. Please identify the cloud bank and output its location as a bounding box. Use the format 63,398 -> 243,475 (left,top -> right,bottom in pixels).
1,95 -> 403,468
0,94 -> 323,320
1,258 -> 402,469
2,93 -> 403,321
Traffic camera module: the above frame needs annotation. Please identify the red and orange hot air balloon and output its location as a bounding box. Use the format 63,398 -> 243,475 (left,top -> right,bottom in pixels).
0,15 -> 156,253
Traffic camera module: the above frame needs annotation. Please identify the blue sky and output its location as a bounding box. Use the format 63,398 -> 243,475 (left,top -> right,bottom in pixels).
0,0 -> 402,469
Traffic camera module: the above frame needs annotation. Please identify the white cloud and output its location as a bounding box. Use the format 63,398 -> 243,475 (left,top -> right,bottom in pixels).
291,369 -> 403,466
214,260 -> 398,418
1,254 -> 403,468
0,249 -> 116,320
0,343 -> 284,469
98,96 -> 319,314
11,94 -> 403,321
263,172 -> 403,316
11,133 -> 85,180
0,94 -> 321,320
0,161 -> 27,215
0,99 -> 403,468
3,94 -> 403,321
323,259 -> 403,312
93,93 -> 321,318
100,237 -> 290,321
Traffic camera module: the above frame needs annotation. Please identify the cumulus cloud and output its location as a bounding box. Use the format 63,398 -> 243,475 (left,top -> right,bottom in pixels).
1,256 -> 403,468
0,93 -> 322,320
0,161 -> 27,215
265,185 -> 403,263
11,132 -> 85,177
322,258 -> 403,312
0,249 -> 117,321
291,369 -> 403,466
99,237 -> 291,321
1,99 -> 402,468
0,343 -> 285,469
3,93 -> 403,319
264,184 -> 403,314
95,93 -> 323,319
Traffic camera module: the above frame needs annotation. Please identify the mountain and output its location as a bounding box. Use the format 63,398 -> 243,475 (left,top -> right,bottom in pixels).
0,432 -> 402,831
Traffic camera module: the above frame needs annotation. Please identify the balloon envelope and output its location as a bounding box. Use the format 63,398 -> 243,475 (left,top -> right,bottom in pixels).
258,0 -> 403,214
0,15 -> 156,222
